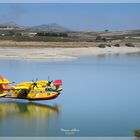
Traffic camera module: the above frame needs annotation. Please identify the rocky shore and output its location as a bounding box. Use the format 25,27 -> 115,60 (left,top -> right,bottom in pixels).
0,45 -> 140,61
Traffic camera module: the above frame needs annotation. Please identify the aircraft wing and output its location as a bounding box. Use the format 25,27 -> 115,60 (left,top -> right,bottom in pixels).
0,82 -> 10,85
0,81 -> 14,85
14,86 -> 29,90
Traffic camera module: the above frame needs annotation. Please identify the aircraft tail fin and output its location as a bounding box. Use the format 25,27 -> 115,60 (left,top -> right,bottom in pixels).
53,80 -> 63,92
53,80 -> 62,86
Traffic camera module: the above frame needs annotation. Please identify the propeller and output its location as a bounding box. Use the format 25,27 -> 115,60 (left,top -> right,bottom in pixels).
32,78 -> 38,89
48,76 -> 53,87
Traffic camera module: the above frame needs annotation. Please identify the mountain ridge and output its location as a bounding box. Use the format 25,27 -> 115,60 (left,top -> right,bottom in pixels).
29,23 -> 71,32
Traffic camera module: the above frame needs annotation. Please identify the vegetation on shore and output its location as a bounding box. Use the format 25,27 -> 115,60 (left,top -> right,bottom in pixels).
0,33 -> 140,44
134,129 -> 140,137
0,23 -> 140,44
0,35 -> 74,42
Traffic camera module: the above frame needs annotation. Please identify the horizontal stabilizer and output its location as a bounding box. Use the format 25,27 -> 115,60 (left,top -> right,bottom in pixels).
53,80 -> 62,86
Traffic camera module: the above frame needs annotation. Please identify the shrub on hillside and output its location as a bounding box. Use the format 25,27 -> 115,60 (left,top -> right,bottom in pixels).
96,36 -> 102,41
114,44 -> 120,47
125,43 -> 135,47
106,44 -> 111,47
98,44 -> 106,48
134,129 -> 140,137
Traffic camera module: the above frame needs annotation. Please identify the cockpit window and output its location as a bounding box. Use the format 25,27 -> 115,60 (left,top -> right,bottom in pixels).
45,87 -> 55,92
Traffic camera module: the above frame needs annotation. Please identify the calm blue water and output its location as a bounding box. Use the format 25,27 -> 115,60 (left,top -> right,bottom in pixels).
0,54 -> 140,137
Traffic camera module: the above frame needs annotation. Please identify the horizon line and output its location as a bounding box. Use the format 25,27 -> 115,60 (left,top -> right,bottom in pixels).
0,21 -> 140,32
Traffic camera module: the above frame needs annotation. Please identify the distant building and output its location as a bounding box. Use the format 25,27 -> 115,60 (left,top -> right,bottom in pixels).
0,25 -> 14,30
125,36 -> 129,39
28,32 -> 37,37
21,32 -> 37,37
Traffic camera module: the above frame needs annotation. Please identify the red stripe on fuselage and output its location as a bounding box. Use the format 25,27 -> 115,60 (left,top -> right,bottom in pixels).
5,93 -> 59,101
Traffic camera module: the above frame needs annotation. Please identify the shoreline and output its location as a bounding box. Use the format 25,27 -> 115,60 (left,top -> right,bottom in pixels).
0,40 -> 139,48
0,41 -> 101,48
0,45 -> 140,61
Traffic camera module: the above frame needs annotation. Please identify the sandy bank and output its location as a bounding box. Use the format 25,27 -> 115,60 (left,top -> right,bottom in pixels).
0,46 -> 140,61
0,41 -> 100,48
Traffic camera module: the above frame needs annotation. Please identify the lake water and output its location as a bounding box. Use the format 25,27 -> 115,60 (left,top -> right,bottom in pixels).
0,54 -> 140,137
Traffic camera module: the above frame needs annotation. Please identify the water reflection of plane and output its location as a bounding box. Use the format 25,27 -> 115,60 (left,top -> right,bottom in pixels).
0,101 -> 60,120
0,101 -> 61,136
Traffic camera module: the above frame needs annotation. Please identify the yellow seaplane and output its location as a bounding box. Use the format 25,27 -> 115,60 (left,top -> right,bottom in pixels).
0,75 -> 63,101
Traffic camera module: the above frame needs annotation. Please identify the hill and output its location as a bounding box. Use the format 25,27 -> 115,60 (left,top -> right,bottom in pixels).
0,22 -> 26,30
29,23 -> 70,32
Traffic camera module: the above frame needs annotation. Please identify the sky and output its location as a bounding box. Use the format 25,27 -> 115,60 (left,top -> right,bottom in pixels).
0,0 -> 140,3
0,3 -> 140,31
